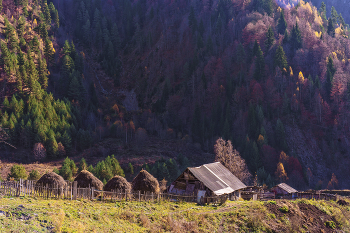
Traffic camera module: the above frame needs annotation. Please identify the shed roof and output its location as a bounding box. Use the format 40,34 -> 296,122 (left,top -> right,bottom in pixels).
188,162 -> 246,195
274,183 -> 298,194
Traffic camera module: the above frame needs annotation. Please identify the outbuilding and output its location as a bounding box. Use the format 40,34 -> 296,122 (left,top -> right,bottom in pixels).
271,183 -> 298,198
169,162 -> 246,202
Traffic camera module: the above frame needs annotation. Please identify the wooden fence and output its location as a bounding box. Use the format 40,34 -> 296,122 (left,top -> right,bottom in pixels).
0,179 -> 344,203
0,179 -> 227,204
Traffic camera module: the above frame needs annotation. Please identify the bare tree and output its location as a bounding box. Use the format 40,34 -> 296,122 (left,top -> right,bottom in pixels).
33,143 -> 46,161
214,138 -> 252,185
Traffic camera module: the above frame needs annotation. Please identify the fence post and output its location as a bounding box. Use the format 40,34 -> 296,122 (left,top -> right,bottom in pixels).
139,191 -> 140,202
73,181 -> 77,200
125,190 -> 127,201
91,187 -> 94,200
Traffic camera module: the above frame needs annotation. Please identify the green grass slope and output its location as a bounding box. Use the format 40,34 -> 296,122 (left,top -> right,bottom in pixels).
0,197 -> 349,232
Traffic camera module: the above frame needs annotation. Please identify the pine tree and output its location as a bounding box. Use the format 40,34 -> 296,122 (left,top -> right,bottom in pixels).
289,23 -> 301,51
320,2 -> 326,21
277,10 -> 287,35
265,26 -> 274,51
68,76 -> 81,102
331,6 -> 338,26
327,18 -> 335,37
274,45 -> 288,70
325,55 -> 336,99
253,44 -> 265,81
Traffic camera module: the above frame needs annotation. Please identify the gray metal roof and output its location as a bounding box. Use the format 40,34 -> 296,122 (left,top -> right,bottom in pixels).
188,162 -> 246,195
275,183 -> 298,193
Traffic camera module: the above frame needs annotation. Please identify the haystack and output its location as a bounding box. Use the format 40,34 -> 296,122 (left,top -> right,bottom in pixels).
132,169 -> 160,193
74,170 -> 103,190
104,176 -> 132,193
36,172 -> 67,189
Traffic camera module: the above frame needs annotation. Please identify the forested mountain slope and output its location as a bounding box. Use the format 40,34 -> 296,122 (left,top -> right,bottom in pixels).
1,0 -> 350,190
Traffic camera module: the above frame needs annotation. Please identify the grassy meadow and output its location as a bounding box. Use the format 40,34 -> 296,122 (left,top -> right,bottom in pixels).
0,196 -> 349,232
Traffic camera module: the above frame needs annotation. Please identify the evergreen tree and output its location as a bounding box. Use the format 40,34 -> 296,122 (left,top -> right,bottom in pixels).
290,22 -> 302,50
331,6 -> 338,26
275,118 -> 288,151
253,44 -> 265,81
274,45 -> 288,70
79,158 -> 88,172
265,26 -> 274,51
327,18 -> 335,37
320,2 -> 326,21
325,55 -> 336,99
277,11 -> 287,35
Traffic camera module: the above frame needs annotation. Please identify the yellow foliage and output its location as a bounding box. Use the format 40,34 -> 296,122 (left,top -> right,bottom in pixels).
335,27 -> 343,35
279,151 -> 289,164
314,31 -> 322,38
296,86 -> 299,91
314,10 -> 323,26
275,162 -> 288,182
277,7 -> 282,13
298,71 -> 305,84
33,19 -> 37,27
289,67 -> 293,77
300,2 -> 312,15
257,134 -> 264,145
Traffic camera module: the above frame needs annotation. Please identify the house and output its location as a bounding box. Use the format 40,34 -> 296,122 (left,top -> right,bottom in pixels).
271,183 -> 298,198
168,162 -> 247,202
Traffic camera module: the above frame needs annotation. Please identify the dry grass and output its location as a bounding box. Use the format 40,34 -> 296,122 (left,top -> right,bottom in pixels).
51,209 -> 65,233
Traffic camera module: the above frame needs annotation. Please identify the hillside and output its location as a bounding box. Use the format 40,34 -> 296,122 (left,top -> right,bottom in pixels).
0,197 -> 349,232
1,0 -> 350,191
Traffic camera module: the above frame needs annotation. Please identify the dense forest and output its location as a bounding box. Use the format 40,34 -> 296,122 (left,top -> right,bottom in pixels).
1,0 -> 350,190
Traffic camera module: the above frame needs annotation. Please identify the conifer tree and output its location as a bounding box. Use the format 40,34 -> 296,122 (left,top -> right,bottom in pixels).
290,22 -> 302,50
327,18 -> 335,37
265,26 -> 274,51
253,44 -> 265,81
274,45 -> 288,70
325,55 -> 336,99
320,2 -> 326,21
277,10 -> 287,35
331,6 -> 338,26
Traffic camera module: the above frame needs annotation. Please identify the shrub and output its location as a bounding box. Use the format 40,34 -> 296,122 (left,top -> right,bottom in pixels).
279,205 -> 289,213
28,169 -> 41,180
53,167 -> 59,174
7,164 -> 27,181
325,220 -> 336,229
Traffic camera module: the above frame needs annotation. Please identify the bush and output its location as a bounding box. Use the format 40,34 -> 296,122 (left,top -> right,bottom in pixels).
53,167 -> 59,174
325,221 -> 336,229
28,169 -> 41,180
7,164 -> 27,181
279,205 -> 289,213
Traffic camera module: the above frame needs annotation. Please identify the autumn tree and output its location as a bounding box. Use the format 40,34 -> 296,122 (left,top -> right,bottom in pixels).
214,138 -> 252,184
275,162 -> 288,182
327,173 -> 338,190
33,142 -> 46,160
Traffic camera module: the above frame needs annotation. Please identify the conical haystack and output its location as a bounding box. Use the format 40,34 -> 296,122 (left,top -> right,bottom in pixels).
104,175 -> 132,193
36,172 -> 67,189
132,169 -> 160,193
74,170 -> 103,190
